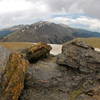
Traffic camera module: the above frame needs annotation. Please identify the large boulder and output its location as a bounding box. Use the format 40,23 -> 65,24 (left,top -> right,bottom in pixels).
25,42 -> 52,62
57,40 -> 100,74
0,52 -> 29,100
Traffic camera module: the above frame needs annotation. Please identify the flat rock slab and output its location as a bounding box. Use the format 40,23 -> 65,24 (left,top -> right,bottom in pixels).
20,56 -> 100,100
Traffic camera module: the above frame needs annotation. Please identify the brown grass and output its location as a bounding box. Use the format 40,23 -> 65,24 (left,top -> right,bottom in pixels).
0,38 -> 100,51
77,38 -> 100,48
0,42 -> 33,50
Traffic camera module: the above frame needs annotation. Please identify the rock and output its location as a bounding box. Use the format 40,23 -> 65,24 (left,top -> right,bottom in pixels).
0,41 -> 99,100
0,46 -> 11,82
0,46 -> 11,70
25,42 -> 52,62
20,56 -> 74,100
0,52 -> 29,100
57,40 -> 100,74
19,56 -> 98,100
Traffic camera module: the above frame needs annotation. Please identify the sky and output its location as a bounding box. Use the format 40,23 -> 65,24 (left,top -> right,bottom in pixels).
0,0 -> 100,32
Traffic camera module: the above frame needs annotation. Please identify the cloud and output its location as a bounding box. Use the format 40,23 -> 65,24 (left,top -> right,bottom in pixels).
47,15 -> 100,32
0,0 -> 33,14
0,0 -> 100,33
28,0 -> 100,19
0,0 -> 51,28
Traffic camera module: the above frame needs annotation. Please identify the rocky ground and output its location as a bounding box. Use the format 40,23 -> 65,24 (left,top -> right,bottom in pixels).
0,40 -> 100,100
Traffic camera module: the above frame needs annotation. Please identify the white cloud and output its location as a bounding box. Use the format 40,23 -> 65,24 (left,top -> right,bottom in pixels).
0,0 -> 100,33
0,0 -> 33,14
0,0 -> 50,28
47,16 -> 100,32
0,0 -> 50,14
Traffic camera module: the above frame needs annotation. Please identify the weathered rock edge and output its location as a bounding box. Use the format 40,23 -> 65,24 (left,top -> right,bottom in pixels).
0,42 -> 52,100
57,40 -> 100,74
25,42 -> 52,62
0,53 -> 29,100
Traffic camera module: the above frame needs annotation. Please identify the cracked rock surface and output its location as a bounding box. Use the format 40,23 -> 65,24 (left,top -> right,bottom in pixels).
0,41 -> 100,100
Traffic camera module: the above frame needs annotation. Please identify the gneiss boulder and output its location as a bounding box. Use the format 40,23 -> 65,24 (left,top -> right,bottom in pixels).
57,40 -> 100,74
25,42 -> 52,63
0,52 -> 29,100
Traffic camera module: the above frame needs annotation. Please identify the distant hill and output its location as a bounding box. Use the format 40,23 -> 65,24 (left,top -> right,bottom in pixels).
73,29 -> 100,37
0,21 -> 100,43
0,25 -> 24,38
0,30 -> 14,38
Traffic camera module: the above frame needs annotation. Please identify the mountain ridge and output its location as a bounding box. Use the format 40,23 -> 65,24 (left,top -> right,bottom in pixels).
0,21 -> 100,43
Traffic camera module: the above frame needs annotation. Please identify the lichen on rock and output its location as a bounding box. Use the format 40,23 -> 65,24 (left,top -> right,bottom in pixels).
0,41 -> 100,100
0,52 -> 29,100
25,42 -> 52,62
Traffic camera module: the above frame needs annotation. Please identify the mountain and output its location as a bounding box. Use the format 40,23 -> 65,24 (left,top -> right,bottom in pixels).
0,25 -> 24,38
0,30 -> 14,38
0,21 -> 100,43
73,29 -> 100,37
